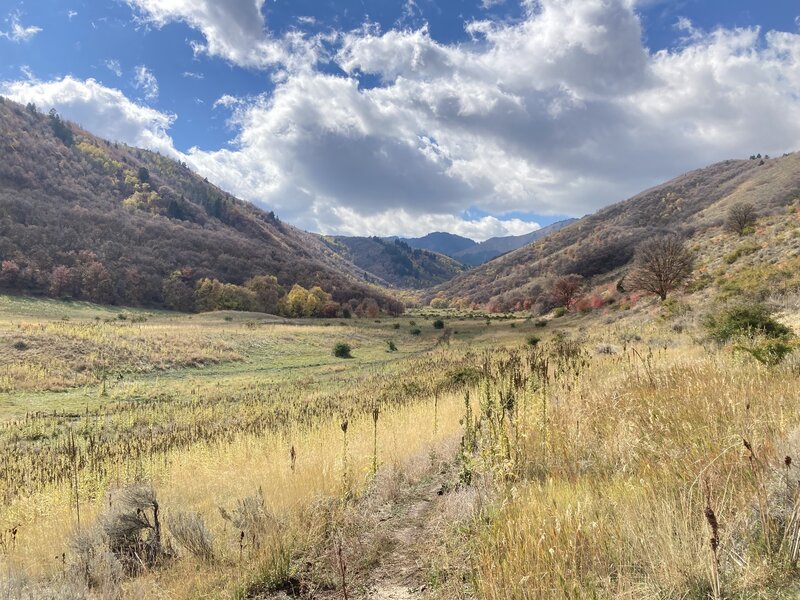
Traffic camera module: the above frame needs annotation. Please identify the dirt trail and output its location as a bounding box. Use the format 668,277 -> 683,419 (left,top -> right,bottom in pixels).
363,477 -> 445,600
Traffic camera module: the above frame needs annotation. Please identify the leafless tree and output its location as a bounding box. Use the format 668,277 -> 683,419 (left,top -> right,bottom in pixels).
627,235 -> 694,301
548,274 -> 584,308
725,202 -> 756,235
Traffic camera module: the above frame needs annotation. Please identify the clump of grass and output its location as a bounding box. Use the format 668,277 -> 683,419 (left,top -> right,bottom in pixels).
219,489 -> 273,554
386,340 -> 397,352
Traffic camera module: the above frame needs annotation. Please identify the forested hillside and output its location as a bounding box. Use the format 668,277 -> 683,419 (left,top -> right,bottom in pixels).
0,98 -> 403,316
322,236 -> 467,288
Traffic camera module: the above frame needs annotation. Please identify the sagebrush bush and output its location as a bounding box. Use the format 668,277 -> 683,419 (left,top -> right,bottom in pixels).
168,511 -> 214,562
433,319 -> 445,329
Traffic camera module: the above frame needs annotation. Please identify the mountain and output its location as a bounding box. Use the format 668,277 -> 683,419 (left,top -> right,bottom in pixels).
321,236 -> 467,289
394,221 -> 576,267
452,219 -> 578,266
0,98 -> 402,314
400,232 -> 477,256
430,154 -> 800,309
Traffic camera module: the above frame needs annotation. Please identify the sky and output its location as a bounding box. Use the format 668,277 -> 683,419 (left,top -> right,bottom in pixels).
1,1 -> 800,241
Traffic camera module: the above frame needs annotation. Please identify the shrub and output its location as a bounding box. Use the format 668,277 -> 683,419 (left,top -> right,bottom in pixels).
705,303 -> 792,343
534,319 -> 548,328
410,328 -> 421,336
219,491 -> 272,551
386,340 -> 397,352
100,484 -> 163,573
168,511 -> 214,563
448,367 -> 482,386
726,202 -> 757,235
526,335 -> 541,346
433,319 -> 445,329
724,243 -> 760,264
332,342 -> 352,358
12,340 -> 28,351
393,323 -> 400,329
553,307 -> 567,318
736,339 -> 794,366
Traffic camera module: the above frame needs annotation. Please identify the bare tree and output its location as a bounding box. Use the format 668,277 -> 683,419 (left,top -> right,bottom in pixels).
627,236 -> 694,301
725,202 -> 756,235
548,274 -> 584,308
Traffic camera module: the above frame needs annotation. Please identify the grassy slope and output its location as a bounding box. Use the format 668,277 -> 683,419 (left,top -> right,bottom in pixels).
433,153 -> 800,306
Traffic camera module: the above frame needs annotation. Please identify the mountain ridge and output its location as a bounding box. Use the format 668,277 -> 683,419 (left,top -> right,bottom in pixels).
430,154 -> 800,310
0,98 -> 403,314
320,235 -> 467,289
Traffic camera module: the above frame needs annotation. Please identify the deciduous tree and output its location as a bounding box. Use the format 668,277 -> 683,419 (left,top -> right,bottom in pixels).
627,235 -> 694,301
725,202 -> 757,235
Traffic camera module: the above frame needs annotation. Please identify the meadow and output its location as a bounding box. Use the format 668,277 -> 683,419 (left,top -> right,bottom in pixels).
0,293 -> 799,599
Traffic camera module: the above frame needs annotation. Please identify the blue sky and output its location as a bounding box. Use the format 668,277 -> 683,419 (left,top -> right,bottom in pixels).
2,1 -> 800,240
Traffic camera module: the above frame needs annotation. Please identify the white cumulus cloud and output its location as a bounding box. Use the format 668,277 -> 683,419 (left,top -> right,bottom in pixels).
6,0 -> 800,241
125,0 -> 321,71
1,76 -> 177,156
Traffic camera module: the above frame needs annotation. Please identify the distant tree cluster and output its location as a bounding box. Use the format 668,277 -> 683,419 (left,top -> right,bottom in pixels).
160,271 -> 389,318
434,232 -> 695,314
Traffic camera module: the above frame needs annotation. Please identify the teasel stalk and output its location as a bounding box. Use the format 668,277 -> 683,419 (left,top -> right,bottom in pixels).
704,480 -> 722,600
372,406 -> 380,476
744,438 -> 772,556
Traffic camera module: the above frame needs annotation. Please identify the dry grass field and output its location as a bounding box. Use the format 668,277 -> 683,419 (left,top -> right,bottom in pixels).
0,291 -> 799,599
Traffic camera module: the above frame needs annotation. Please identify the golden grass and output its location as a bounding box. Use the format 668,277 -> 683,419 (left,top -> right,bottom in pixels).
472,345 -> 800,599
0,387 -> 468,597
3,292 -> 800,599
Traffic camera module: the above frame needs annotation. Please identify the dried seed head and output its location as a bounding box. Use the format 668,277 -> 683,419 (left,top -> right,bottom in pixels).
341,420 -> 348,433
704,505 -> 719,552
372,407 -> 379,423
786,456 -> 792,468
743,438 -> 753,453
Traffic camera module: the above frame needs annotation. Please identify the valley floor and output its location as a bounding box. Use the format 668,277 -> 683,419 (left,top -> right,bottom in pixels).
0,294 -> 799,599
